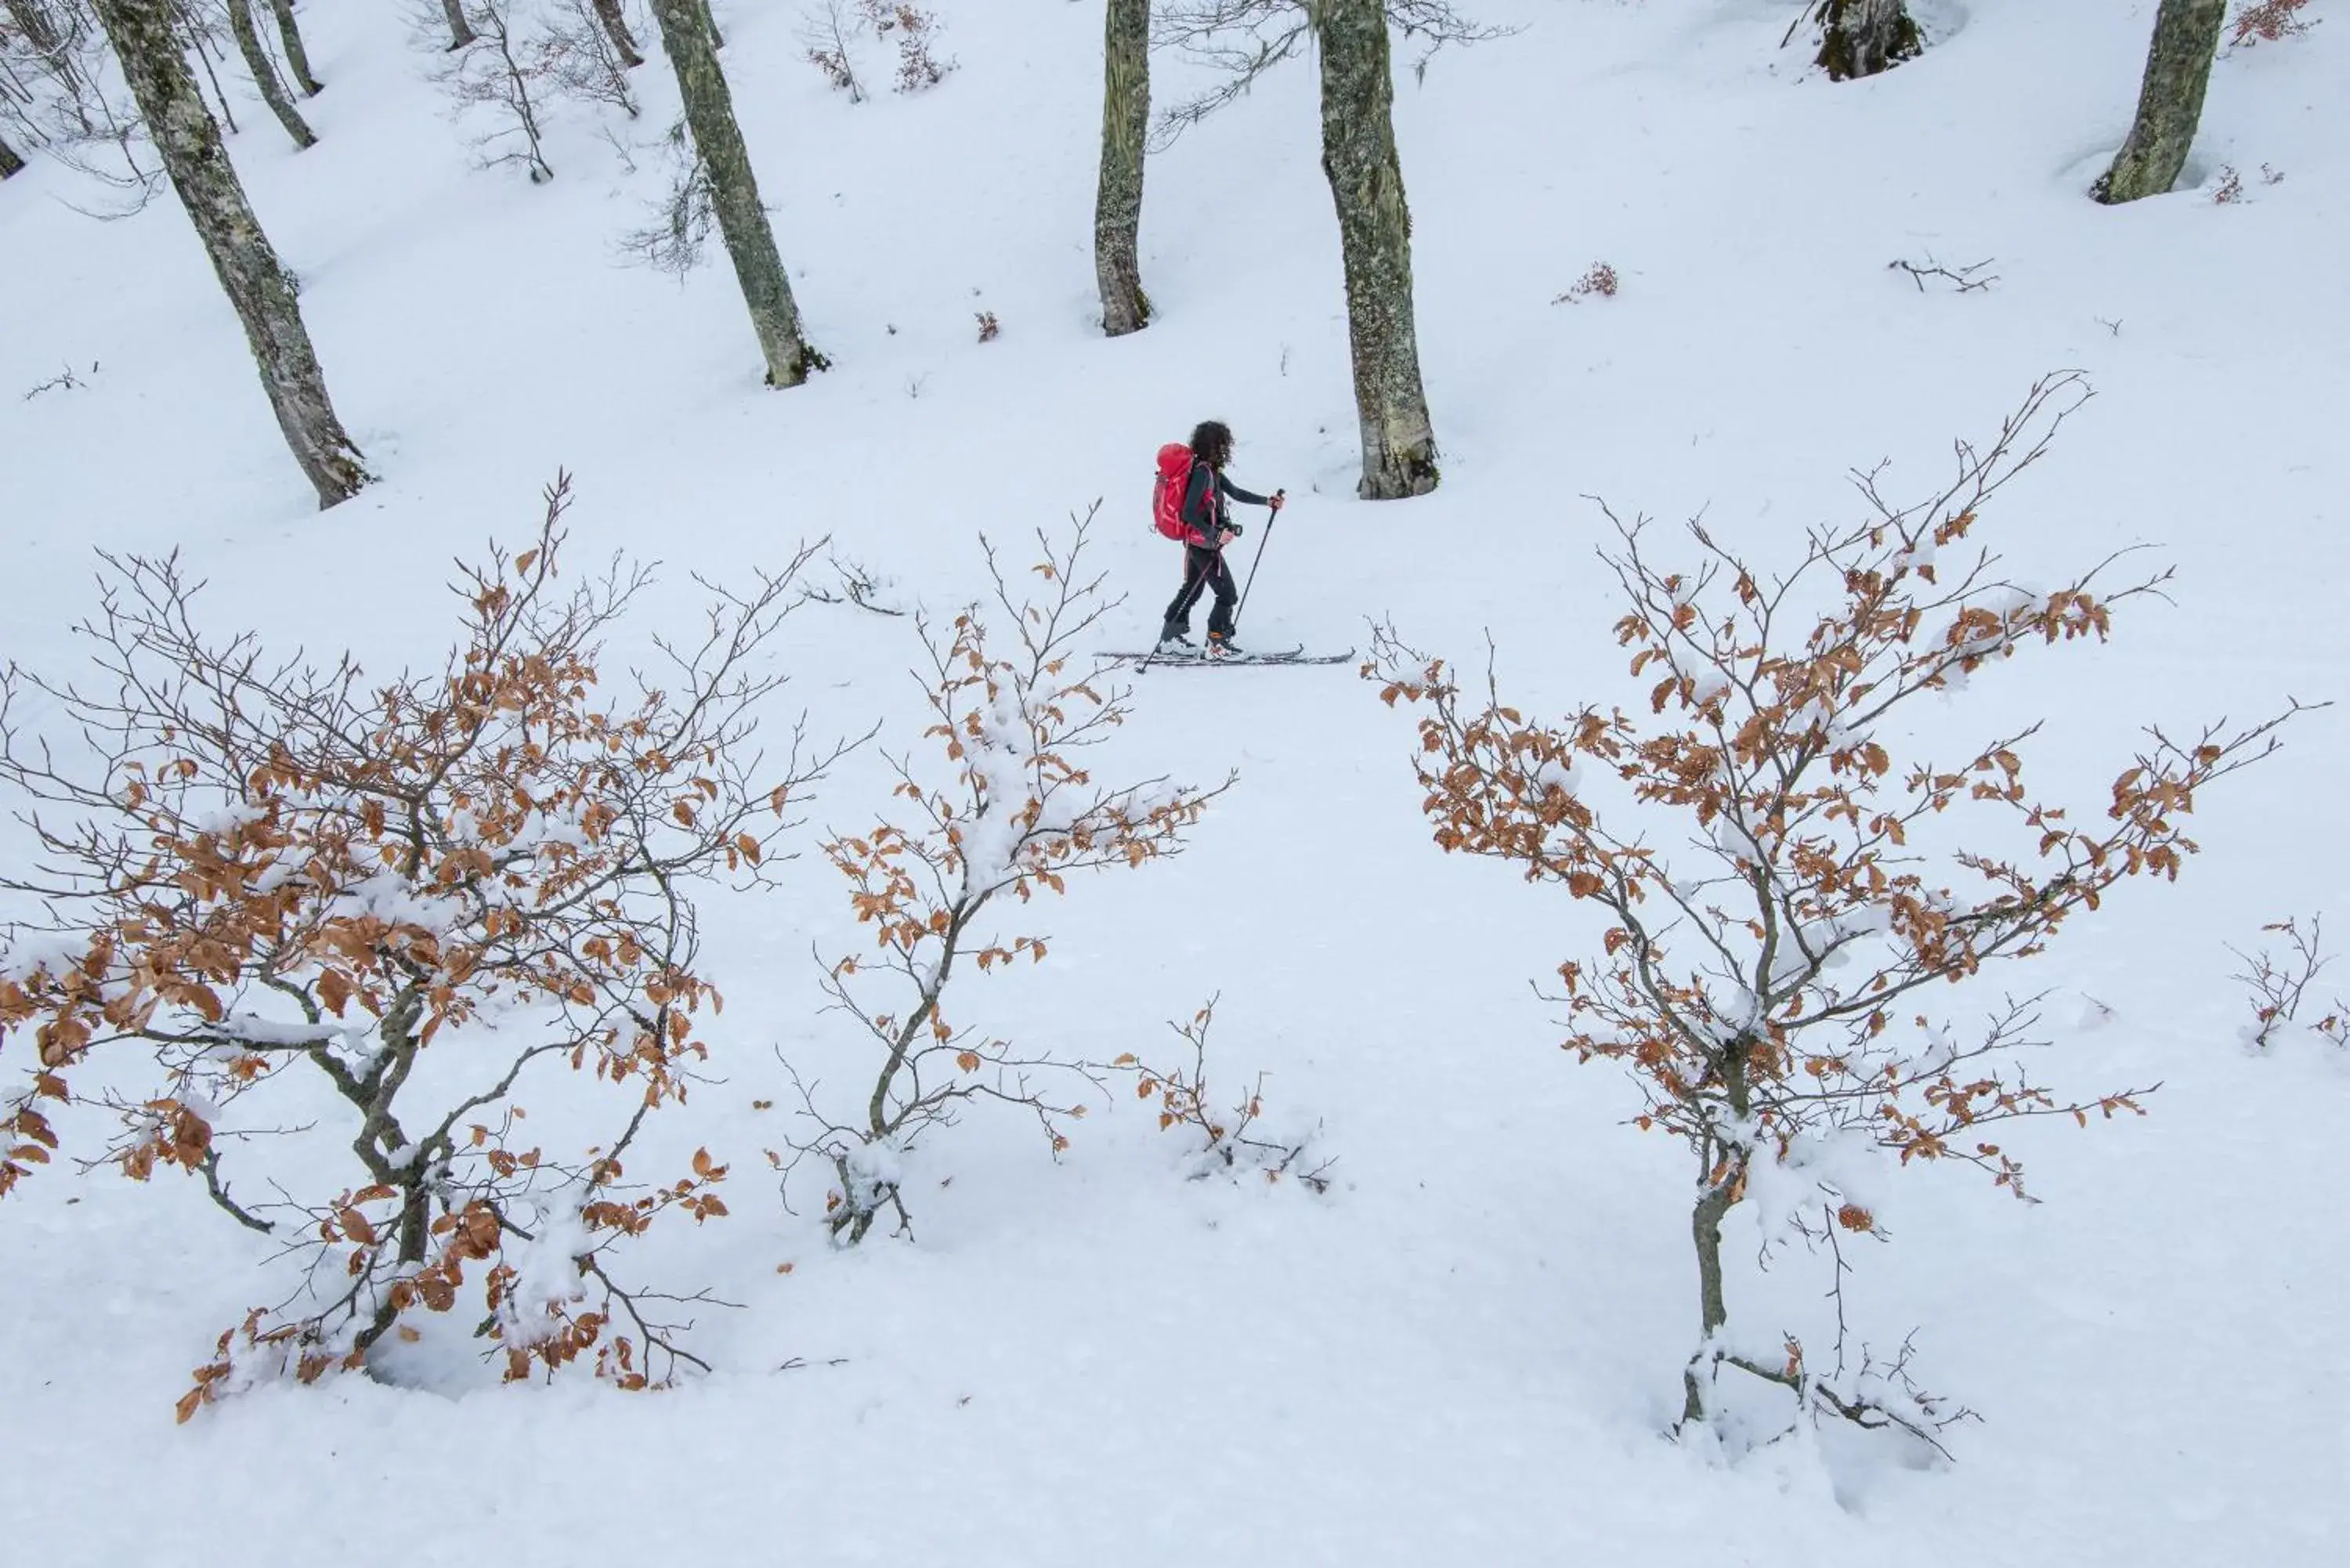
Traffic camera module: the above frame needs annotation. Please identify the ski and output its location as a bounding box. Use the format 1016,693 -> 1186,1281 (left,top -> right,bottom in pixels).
1106,646 -> 1357,670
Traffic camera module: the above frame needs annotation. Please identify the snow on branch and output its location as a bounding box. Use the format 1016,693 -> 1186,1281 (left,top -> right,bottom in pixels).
0,474 -> 855,1413
1368,370 -> 2319,1451
775,504 -> 1233,1243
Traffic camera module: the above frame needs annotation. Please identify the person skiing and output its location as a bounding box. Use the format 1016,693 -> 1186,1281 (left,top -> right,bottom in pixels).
1157,420 -> 1284,656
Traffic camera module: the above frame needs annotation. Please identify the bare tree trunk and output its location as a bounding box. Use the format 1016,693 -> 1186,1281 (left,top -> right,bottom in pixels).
1313,0 -> 1437,500
591,0 -> 645,67
1681,1175 -> 1735,1426
2093,0 -> 2225,204
265,0 -> 322,95
439,0 -> 475,49
700,0 -> 721,49
89,0 -> 371,507
646,0 -> 822,386
1812,0 -> 1922,81
226,0 -> 314,149
0,130 -> 24,179
1094,0 -> 1149,337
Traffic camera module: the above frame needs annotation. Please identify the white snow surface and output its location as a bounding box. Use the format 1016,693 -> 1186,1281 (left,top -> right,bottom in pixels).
2,2 -> 2346,1564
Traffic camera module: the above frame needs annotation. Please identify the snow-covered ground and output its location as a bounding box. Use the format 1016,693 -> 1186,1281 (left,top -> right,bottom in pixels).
2,2 -> 2344,1563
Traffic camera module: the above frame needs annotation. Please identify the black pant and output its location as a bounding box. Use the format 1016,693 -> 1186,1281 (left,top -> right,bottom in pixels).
1164,544 -> 1236,637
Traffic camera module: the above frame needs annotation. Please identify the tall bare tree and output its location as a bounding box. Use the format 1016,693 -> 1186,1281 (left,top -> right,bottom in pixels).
2093,0 -> 2225,204
645,0 -> 821,385
1313,0 -> 1437,499
90,0 -> 370,506
1094,0 -> 1150,336
225,0 -> 313,148
263,0 -> 321,94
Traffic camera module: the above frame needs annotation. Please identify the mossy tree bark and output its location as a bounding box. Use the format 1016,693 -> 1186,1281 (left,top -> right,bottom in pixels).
1094,0 -> 1150,337
91,0 -> 370,507
1312,0 -> 1437,500
647,0 -> 822,386
2092,0 -> 2225,204
0,132 -> 24,179
438,0 -> 475,49
1813,0 -> 1922,81
226,0 -> 315,150
265,0 -> 321,95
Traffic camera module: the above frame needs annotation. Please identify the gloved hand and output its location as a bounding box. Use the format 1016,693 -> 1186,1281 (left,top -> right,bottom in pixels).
1269,490 -> 1286,512
1222,521 -> 1244,540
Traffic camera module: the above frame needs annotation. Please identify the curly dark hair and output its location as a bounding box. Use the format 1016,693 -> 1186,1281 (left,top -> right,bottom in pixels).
1188,420 -> 1235,471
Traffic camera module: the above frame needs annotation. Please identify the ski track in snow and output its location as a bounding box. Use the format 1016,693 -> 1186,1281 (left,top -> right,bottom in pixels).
1,2 -> 2344,1563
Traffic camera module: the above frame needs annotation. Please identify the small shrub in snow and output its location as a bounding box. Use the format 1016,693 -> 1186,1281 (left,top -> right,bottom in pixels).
1551,261 -> 1619,305
974,309 -> 1000,343
2212,165 -> 2245,204
859,0 -> 955,93
2231,916 -> 2347,1050
1370,372 -> 2308,1454
1117,998 -> 1330,1190
778,507 -> 1230,1243
802,0 -> 953,99
2229,0 -> 2318,48
800,0 -> 868,101
0,477 -> 847,1412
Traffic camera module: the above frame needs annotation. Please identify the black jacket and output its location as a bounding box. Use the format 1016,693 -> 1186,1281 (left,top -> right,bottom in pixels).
1180,463 -> 1268,541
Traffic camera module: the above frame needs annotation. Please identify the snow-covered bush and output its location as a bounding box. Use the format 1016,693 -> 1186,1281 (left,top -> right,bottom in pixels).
1118,997 -> 1330,1190
0,477 -> 844,1414
1369,373 -> 2308,1453
779,508 -> 1229,1243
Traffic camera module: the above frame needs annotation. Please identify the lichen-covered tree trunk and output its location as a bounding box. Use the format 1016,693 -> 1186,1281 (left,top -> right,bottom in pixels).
90,0 -> 370,507
0,132 -> 24,179
592,0 -> 645,67
226,0 -> 315,150
1313,0 -> 1437,500
1813,0 -> 1922,81
1094,0 -> 1150,337
265,0 -> 323,95
647,0 -> 821,386
2093,0 -> 2225,204
439,0 -> 475,49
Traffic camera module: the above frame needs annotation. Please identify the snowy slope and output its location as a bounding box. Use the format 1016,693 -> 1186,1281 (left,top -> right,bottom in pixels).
1,2 -> 2345,1563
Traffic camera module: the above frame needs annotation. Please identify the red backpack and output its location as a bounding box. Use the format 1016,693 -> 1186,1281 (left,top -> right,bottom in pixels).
1152,443 -> 1198,542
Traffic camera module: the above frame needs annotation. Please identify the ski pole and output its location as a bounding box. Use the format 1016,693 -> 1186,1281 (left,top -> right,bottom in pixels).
1231,491 -> 1284,634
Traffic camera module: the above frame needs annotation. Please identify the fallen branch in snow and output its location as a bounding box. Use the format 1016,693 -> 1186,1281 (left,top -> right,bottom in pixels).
1887,255 -> 1998,294
794,547 -> 907,616
20,361 -> 94,400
